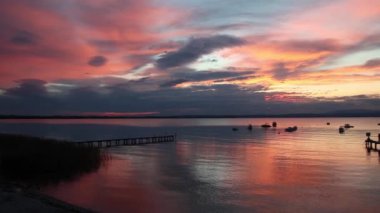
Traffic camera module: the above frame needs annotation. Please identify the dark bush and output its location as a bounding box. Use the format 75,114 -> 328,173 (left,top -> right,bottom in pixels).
0,134 -> 107,186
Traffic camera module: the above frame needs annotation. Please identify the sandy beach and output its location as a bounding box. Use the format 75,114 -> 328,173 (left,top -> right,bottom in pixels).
0,185 -> 93,213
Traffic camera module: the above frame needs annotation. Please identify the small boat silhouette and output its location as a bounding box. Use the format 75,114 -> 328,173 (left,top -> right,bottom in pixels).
344,124 -> 354,128
248,124 -> 253,130
326,122 -> 330,125
285,126 -> 297,132
261,123 -> 271,128
339,127 -> 345,134
232,127 -> 239,131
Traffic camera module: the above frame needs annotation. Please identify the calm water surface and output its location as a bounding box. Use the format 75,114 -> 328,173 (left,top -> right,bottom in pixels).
1,118 -> 380,212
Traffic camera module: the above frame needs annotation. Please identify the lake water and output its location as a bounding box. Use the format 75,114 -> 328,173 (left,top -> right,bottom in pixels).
1,118 -> 380,212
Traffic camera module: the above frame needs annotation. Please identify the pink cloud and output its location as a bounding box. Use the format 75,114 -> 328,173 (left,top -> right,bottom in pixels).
271,0 -> 380,42
0,0 -> 190,87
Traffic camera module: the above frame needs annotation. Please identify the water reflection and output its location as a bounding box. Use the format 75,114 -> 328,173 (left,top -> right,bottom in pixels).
365,146 -> 380,163
1,118 -> 380,212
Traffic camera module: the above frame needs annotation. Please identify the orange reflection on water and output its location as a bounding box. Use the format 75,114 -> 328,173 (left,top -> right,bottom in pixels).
222,132 -> 378,212
44,155 -> 181,213
31,118 -> 380,212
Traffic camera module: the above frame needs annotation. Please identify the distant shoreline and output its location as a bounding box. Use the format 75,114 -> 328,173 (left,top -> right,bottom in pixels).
1,114 -> 380,119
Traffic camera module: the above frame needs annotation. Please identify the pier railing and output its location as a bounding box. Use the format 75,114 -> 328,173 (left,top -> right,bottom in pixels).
365,133 -> 380,153
365,139 -> 380,150
74,135 -> 176,148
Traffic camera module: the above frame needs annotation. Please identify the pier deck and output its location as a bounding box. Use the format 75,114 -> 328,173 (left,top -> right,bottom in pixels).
365,139 -> 380,150
74,135 -> 176,148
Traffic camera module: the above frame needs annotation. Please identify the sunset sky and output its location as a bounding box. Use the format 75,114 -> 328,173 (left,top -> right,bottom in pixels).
0,0 -> 380,115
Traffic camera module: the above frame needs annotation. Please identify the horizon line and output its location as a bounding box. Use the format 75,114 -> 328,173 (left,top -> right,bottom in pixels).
1,112 -> 380,119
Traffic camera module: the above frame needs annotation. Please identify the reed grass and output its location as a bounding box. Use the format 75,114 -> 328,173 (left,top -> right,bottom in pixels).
0,134 -> 106,186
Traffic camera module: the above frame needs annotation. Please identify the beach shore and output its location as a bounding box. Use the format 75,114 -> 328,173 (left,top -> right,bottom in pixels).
0,184 -> 94,213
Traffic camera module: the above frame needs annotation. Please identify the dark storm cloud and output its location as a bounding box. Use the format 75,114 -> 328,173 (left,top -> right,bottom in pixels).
160,79 -> 189,88
323,95 -> 380,110
175,71 -> 253,81
160,70 -> 254,88
0,80 -> 262,115
0,79 -> 379,116
214,75 -> 254,83
363,58 -> 380,67
56,77 -> 134,88
88,55 -> 107,67
156,35 -> 245,69
10,30 -> 39,45
5,79 -> 47,97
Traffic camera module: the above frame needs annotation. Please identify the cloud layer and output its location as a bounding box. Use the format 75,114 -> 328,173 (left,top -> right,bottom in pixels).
1,78 -> 378,115
0,0 -> 379,115
156,35 -> 245,69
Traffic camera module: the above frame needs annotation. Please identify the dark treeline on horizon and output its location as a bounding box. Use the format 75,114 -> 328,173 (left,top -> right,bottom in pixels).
1,110 -> 380,119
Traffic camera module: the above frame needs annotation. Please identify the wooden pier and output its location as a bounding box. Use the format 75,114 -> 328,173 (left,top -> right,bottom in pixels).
74,135 -> 176,148
365,139 -> 380,150
364,133 -> 380,157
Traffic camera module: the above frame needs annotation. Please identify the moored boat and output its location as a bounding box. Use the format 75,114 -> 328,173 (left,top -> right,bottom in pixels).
344,124 -> 354,128
285,126 -> 297,132
248,124 -> 253,130
261,123 -> 271,128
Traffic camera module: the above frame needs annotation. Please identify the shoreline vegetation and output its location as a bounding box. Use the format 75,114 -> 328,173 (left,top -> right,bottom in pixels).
0,134 -> 106,186
0,134 -> 106,212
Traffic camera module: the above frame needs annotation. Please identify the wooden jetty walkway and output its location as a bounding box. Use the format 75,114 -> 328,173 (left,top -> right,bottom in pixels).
365,139 -> 380,150
364,132 -> 380,152
75,134 -> 176,148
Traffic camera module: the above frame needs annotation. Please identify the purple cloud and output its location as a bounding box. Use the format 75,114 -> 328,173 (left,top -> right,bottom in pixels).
156,35 -> 245,69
